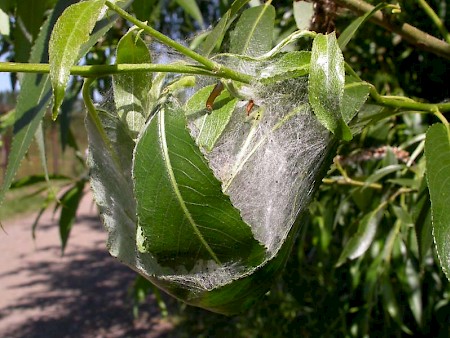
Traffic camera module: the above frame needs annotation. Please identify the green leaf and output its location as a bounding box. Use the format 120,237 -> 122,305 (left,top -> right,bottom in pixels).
132,0 -> 158,22
35,121 -> 51,187
0,108 -> 15,131
200,0 -> 251,56
336,208 -> 383,266
364,164 -> 404,187
59,81 -> 82,152
49,0 -> 106,119
0,0 -> 125,213
381,273 -> 413,335
425,123 -> 450,280
185,85 -> 237,151
10,174 -> 70,189
413,180 -> 433,262
258,51 -> 311,83
338,2 -> 389,49
13,0 -> 58,61
133,99 -> 265,269
0,2 -> 59,212
201,11 -> 230,56
342,77 -> 371,123
58,179 -> 86,253
309,33 -> 352,141
407,260 -> 423,326
113,27 -> 152,136
229,0 -> 251,15
174,0 -> 203,26
230,4 -> 275,57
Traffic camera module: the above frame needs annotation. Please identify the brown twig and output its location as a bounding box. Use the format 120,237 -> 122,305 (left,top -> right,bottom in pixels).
334,0 -> 450,60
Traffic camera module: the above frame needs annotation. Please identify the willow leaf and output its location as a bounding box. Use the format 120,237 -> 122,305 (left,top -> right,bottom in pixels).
293,0 -> 314,30
174,0 -> 203,26
185,84 -> 237,151
309,33 -> 352,141
259,51 -> 311,83
336,208 -> 383,266
425,123 -> 450,280
113,28 -> 152,136
201,11 -> 230,56
49,0 -> 105,118
342,77 -> 371,123
59,179 -> 86,253
14,0 -> 57,62
201,0 -> 251,56
133,99 -> 265,270
230,4 -> 275,57
338,2 -> 389,49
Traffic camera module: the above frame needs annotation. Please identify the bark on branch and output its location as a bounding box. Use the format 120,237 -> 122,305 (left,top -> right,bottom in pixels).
334,0 -> 450,60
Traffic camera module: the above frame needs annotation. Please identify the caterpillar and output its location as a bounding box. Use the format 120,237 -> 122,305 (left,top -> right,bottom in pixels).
206,81 -> 224,112
246,99 -> 255,116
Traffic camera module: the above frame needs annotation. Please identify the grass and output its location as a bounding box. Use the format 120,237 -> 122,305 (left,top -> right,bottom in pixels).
1,185 -> 52,220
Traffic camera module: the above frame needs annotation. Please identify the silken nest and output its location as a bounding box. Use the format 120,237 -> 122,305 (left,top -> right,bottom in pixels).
84,5 -> 370,315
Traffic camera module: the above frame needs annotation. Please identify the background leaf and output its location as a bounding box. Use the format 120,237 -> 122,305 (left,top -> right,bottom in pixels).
132,0 -> 158,22
425,123 -> 450,280
381,273 -> 413,335
58,179 -> 86,253
200,0 -> 250,56
133,99 -> 265,269
13,0 -> 57,62
230,4 -> 275,57
0,0 -> 70,212
0,7 -> 9,35
201,11 -> 230,56
174,0 -> 204,26
337,2 -> 388,50
336,207 -> 384,266
49,0 -> 105,118
309,33 -> 352,141
414,179 -> 433,263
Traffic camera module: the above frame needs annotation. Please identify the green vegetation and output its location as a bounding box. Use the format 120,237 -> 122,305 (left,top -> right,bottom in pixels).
0,0 -> 449,336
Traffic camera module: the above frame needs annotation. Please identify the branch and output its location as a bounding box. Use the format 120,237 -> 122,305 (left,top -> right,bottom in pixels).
334,0 -> 450,60
322,177 -> 383,190
0,62 -> 240,81
417,0 -> 450,44
105,1 -> 252,84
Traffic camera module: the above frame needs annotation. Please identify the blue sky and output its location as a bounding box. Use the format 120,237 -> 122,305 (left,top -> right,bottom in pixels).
0,72 -> 12,92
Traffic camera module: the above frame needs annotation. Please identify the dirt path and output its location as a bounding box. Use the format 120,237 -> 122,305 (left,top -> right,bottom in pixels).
0,193 -> 173,338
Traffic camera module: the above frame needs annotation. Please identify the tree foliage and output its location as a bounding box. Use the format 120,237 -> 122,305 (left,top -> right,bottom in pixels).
0,0 -> 449,336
